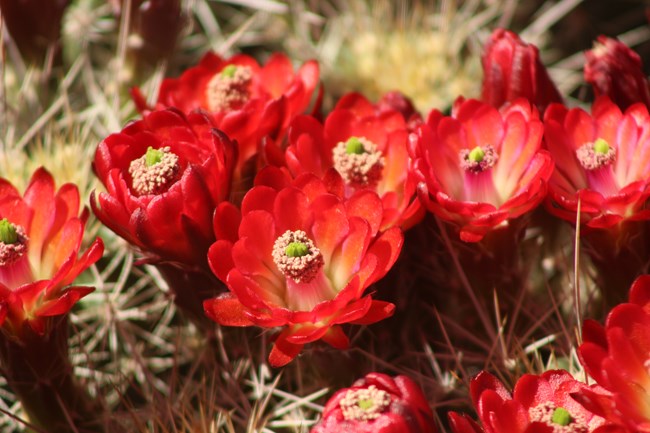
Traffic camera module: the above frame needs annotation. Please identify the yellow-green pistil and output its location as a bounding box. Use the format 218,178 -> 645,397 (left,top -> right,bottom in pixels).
145,146 -> 165,167
221,64 -> 237,78
285,241 -> 309,258
551,407 -> 572,426
357,398 -> 375,411
593,138 -> 610,154
345,137 -> 366,155
0,218 -> 18,244
468,146 -> 485,163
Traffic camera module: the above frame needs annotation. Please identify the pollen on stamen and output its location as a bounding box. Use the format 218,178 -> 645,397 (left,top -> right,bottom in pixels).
529,402 -> 588,433
128,146 -> 180,196
332,136 -> 385,188
272,230 -> 324,284
206,65 -> 253,112
459,144 -> 498,173
0,219 -> 28,267
576,138 -> 617,170
339,385 -> 391,422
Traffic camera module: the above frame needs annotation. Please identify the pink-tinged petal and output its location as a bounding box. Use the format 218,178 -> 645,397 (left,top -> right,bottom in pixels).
268,329 -> 304,367
203,294 -> 254,326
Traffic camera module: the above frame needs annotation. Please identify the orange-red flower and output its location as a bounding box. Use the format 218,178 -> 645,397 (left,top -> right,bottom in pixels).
481,28 -> 562,113
0,168 -> 103,337
578,275 -> 650,432
92,109 -> 236,269
585,36 -> 650,111
544,97 -> 650,229
449,370 -> 611,433
204,168 -> 402,366
284,93 -> 423,230
310,372 -> 437,433
411,98 -> 553,242
131,52 -> 320,184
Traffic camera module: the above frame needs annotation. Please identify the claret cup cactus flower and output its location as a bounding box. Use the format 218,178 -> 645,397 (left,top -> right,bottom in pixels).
204,168 -> 402,366
411,98 -> 553,242
310,372 -> 437,433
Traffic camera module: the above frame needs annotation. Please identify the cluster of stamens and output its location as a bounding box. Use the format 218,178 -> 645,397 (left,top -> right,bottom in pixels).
332,137 -> 385,188
129,146 -> 180,196
339,385 -> 391,421
206,64 -> 253,112
459,145 -> 499,173
576,138 -> 616,170
529,402 -> 588,433
272,230 -> 324,284
0,218 -> 28,267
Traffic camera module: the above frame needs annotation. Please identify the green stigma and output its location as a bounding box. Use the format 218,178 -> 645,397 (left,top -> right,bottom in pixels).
145,146 -> 164,167
551,407 -> 572,426
0,218 -> 18,244
285,242 -> 309,258
221,64 -> 237,78
357,399 -> 374,410
345,137 -> 366,155
468,146 -> 485,163
593,138 -> 610,154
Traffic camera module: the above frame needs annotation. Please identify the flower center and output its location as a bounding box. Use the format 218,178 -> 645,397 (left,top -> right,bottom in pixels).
128,146 -> 180,196
272,230 -> 324,284
206,65 -> 253,112
339,385 -> 391,421
459,145 -> 498,173
576,138 -> 616,170
529,402 -> 588,433
332,136 -> 385,188
0,218 -> 28,266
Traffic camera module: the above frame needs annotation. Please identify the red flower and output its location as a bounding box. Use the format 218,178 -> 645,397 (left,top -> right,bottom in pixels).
0,168 -> 103,337
578,275 -> 650,431
481,28 -> 563,113
411,98 -> 553,242
585,36 -> 650,111
310,372 -> 437,433
449,370 -> 610,433
131,52 -> 320,184
544,97 -> 650,229
284,92 -> 423,230
204,168 -> 402,366
92,108 -> 236,269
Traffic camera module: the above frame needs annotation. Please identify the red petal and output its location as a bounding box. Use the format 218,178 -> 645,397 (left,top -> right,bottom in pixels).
268,329 -> 304,367
203,294 -> 254,326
